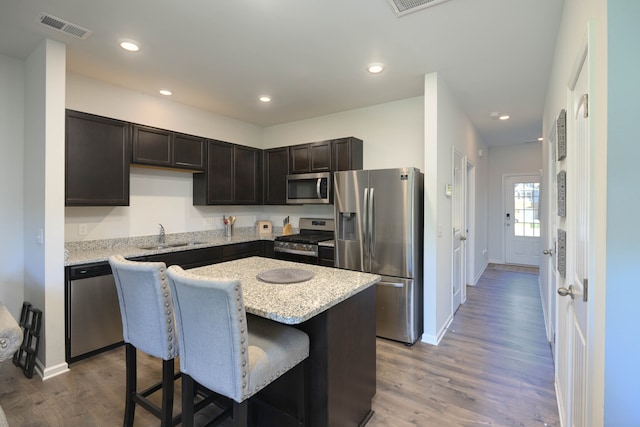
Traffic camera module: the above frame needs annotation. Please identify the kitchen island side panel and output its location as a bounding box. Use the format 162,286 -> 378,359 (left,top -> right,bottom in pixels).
253,284 -> 376,427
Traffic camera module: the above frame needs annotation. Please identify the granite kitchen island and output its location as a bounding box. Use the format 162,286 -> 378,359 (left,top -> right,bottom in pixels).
189,257 -> 381,427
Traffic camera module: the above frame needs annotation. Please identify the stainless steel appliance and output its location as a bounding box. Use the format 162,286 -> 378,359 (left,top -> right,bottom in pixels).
334,167 -> 424,344
274,217 -> 334,264
286,172 -> 332,204
66,262 -> 123,362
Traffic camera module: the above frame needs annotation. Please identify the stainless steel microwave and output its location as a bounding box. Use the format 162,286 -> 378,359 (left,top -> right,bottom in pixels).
286,172 -> 331,204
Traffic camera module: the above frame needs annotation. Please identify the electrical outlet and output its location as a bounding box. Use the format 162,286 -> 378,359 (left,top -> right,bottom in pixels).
78,224 -> 87,235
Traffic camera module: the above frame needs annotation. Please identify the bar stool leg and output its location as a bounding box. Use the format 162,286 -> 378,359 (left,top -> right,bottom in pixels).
181,374 -> 195,427
124,343 -> 136,427
233,401 -> 248,427
160,359 -> 175,427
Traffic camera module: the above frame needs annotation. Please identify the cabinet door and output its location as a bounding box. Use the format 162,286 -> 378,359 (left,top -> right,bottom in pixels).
310,141 -> 332,172
65,110 -> 130,206
145,246 -> 222,269
290,144 -> 310,174
206,140 -> 234,204
319,246 -> 335,267
332,137 -> 363,172
235,145 -> 262,204
264,147 -> 289,205
132,125 -> 172,167
173,133 -> 205,170
222,242 -> 262,261
262,240 -> 275,258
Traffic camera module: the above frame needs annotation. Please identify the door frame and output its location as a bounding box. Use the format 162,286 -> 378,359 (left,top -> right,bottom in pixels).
542,121 -> 558,349
502,172 -> 542,265
466,162 -> 476,286
451,147 -> 467,313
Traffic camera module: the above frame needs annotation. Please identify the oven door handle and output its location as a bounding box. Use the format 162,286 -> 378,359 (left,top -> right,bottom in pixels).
274,247 -> 319,257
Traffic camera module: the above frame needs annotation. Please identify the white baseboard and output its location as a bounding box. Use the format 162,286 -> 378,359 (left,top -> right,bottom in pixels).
36,359 -> 69,381
473,261 -> 489,285
421,312 -> 453,346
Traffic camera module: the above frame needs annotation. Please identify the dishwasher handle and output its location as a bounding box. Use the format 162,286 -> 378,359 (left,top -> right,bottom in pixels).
68,262 -> 113,280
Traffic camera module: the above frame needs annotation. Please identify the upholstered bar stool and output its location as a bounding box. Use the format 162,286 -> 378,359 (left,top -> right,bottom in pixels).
166,265 -> 310,427
108,255 -> 179,427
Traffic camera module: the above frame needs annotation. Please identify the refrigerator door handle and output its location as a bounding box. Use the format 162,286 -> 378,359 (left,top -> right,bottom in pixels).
363,187 -> 370,260
369,187 -> 375,258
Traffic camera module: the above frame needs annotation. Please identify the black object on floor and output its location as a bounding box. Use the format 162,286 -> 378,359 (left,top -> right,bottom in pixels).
12,301 -> 42,379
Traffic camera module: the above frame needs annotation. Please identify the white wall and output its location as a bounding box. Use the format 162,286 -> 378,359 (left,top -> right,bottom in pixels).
487,143 -> 542,264
423,73 -> 488,345
0,53 -> 25,318
606,2 -> 640,424
24,39 -> 67,376
541,0 -> 608,424
263,96 -> 425,171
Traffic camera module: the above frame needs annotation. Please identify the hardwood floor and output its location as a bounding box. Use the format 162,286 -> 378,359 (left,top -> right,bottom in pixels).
0,264 -> 559,426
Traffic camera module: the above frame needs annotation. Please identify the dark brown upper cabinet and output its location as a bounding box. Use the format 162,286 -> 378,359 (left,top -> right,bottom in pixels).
132,125 -> 204,171
65,110 -> 131,206
193,140 -> 262,205
263,147 -> 289,205
289,140 -> 332,173
234,145 -> 262,204
332,137 -> 363,172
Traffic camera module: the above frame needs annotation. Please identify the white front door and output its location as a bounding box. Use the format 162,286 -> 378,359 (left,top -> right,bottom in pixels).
451,148 -> 467,312
505,174 -> 541,265
556,36 -> 591,427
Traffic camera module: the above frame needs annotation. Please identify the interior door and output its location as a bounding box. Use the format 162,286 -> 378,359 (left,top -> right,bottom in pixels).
556,38 -> 591,427
505,174 -> 541,265
452,149 -> 467,312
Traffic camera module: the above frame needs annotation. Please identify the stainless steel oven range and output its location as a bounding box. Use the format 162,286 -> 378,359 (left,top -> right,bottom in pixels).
274,217 -> 334,264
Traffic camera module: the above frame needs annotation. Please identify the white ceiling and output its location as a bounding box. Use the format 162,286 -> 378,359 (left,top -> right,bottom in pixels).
0,0 -> 564,147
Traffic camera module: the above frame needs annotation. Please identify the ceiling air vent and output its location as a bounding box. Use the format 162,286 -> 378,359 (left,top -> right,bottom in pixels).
37,13 -> 93,39
386,0 -> 453,17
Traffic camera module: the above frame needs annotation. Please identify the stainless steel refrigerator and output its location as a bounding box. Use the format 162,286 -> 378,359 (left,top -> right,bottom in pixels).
334,167 -> 424,344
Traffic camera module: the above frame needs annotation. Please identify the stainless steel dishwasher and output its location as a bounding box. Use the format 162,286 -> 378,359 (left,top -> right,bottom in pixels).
66,262 -> 123,362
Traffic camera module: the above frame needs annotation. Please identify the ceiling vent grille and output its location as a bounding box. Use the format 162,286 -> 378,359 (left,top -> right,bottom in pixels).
386,0 -> 453,17
37,13 -> 93,39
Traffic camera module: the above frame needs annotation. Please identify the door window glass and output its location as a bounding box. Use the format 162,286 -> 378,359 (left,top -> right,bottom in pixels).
513,182 -> 540,237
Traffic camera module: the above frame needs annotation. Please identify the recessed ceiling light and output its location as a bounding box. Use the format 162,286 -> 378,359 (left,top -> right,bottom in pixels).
259,96 -> 271,103
159,89 -> 172,96
367,63 -> 385,74
498,114 -> 510,120
538,137 -> 544,141
120,41 -> 140,52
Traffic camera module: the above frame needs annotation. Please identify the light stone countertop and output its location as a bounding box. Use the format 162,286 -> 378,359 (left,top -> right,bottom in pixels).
64,227 -> 291,266
187,257 -> 380,325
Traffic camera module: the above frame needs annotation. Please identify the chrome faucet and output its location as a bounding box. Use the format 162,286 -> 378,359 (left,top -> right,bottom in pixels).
159,223 -> 165,244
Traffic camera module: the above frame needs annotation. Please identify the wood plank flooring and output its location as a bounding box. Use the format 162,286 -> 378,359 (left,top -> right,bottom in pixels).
0,264 -> 559,426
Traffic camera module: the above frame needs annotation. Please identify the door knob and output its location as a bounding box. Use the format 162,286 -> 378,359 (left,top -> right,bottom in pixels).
557,285 -> 576,299
543,249 -> 554,255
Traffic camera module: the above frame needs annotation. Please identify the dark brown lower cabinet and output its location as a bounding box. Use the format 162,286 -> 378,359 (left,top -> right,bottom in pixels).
319,246 -> 335,267
250,285 -> 376,427
222,241 -> 262,261
144,246 -> 222,269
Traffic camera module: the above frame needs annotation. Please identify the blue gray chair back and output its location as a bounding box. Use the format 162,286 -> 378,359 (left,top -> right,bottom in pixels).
166,266 -> 249,402
108,255 -> 178,361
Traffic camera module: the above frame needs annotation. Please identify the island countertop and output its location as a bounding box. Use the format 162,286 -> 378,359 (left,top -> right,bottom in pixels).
187,256 -> 380,325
